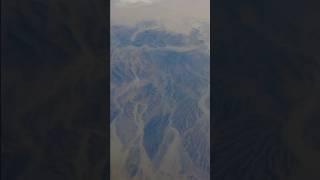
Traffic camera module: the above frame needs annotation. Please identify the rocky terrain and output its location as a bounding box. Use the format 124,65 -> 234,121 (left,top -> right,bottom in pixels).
110,22 -> 210,180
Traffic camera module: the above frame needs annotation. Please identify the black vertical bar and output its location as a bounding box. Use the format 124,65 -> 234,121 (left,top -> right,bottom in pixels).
212,0 -> 320,180
1,0 -> 109,179
210,0 -> 214,179
106,0 -> 110,179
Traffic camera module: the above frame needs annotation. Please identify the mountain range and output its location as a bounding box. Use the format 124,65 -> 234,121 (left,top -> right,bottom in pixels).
110,21 -> 210,180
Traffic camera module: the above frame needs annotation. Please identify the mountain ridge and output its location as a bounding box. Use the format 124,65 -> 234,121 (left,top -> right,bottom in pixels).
111,21 -> 210,180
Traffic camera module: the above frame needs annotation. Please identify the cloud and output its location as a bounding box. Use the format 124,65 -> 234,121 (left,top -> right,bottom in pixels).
114,0 -> 159,6
111,0 -> 210,33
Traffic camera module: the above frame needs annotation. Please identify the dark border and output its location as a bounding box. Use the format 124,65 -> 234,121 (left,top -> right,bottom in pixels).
2,0 -> 110,179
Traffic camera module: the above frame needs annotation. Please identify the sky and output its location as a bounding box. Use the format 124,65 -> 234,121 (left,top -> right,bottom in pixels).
111,0 -> 210,32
